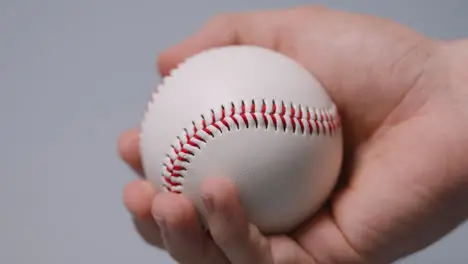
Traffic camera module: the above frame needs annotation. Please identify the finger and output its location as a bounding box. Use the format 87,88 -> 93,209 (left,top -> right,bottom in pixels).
132,217 -> 165,249
118,128 -> 144,177
156,14 -> 242,77
152,191 -> 229,264
123,180 -> 164,248
157,9 -> 291,77
201,177 -> 274,264
123,180 -> 157,219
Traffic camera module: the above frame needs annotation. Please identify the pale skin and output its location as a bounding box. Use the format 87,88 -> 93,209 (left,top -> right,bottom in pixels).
118,6 -> 468,264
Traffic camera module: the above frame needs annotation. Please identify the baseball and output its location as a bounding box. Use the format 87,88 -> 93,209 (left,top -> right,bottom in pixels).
139,45 -> 343,234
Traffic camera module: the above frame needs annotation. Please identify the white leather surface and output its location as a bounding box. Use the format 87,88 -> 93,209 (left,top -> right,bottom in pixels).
140,45 -> 343,234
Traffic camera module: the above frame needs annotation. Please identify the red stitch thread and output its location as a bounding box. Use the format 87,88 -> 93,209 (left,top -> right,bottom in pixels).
159,99 -> 341,193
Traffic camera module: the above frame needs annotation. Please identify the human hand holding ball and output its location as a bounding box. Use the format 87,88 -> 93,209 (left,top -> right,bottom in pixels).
119,6 -> 468,264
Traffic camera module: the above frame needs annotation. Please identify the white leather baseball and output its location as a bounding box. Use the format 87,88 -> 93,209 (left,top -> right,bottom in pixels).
139,45 -> 343,234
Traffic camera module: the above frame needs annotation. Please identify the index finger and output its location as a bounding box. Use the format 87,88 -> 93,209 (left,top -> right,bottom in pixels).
156,8 -> 297,77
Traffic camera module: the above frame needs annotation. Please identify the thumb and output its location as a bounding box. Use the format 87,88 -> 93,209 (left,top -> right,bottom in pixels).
201,176 -> 275,264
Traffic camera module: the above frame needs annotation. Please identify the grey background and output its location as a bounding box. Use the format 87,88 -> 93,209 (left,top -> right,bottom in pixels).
1,0 -> 467,263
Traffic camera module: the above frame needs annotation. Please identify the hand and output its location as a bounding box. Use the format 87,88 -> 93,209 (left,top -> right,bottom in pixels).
118,5 -> 468,263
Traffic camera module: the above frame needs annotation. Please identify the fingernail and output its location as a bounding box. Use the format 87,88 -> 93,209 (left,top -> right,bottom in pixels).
202,195 -> 214,214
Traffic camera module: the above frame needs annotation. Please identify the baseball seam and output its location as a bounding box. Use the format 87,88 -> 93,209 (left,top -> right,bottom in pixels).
159,99 -> 341,193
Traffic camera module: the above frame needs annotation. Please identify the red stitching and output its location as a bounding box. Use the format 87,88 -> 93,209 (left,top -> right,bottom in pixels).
158,99 -> 341,193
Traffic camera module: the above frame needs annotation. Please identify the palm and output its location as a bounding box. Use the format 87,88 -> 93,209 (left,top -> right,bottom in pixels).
261,8 -> 437,262
217,9 -> 435,263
